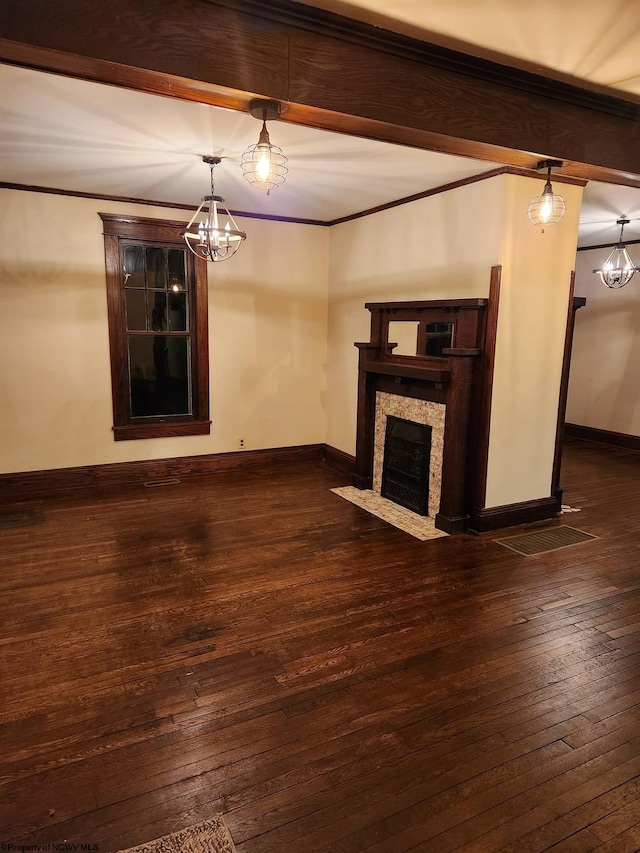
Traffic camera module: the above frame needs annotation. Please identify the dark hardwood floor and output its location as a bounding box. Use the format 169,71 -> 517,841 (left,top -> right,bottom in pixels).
2,438 -> 640,852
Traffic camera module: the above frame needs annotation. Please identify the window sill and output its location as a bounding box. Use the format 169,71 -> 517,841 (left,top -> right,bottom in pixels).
113,421 -> 211,441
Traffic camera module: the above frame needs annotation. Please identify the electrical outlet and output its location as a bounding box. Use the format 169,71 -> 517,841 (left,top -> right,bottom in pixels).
239,438 -> 245,449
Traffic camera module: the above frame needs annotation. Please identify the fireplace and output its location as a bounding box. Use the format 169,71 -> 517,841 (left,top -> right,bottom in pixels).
353,298 -> 489,533
352,288 -> 583,534
381,416 -> 432,515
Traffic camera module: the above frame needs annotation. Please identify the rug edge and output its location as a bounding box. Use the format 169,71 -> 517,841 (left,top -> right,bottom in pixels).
115,816 -> 236,853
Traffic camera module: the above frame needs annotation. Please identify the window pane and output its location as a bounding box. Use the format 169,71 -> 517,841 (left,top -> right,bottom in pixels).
123,245 -> 144,287
168,249 -> 187,291
146,247 -> 166,289
128,335 -> 191,417
125,289 -> 146,331
168,292 -> 187,331
148,291 -> 167,331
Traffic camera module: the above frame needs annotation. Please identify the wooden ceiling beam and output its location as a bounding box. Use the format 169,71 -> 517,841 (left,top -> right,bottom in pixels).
1,0 -> 639,186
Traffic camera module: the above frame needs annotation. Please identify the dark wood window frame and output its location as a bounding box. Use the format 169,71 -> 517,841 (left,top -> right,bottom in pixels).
100,213 -> 210,441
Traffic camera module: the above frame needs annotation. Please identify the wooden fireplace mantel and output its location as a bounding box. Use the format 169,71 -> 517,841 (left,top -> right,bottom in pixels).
353,298 -> 489,534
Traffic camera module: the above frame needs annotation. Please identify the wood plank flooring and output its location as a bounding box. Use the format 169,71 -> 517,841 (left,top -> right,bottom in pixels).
1,438 -> 640,852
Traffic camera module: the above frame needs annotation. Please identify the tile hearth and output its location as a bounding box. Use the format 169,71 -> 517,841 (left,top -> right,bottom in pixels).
331,487 -> 448,541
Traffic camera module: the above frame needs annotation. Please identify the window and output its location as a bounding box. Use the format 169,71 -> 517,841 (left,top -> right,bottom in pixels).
101,214 -> 210,440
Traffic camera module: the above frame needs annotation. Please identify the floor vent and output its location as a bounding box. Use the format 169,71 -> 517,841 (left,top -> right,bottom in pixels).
143,478 -> 181,488
495,525 -> 598,556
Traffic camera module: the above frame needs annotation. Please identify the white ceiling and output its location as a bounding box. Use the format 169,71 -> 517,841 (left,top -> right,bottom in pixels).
0,64 -> 499,223
1,60 -> 639,248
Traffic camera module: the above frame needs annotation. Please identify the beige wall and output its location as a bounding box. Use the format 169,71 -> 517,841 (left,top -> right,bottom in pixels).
325,177 -> 507,454
566,247 -> 640,436
484,175 -> 583,507
0,189 -> 329,473
1,176 -> 586,509
325,173 -> 583,509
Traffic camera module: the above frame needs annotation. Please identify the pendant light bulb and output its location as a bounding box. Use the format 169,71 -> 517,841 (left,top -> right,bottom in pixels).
539,185 -> 555,224
528,160 -> 566,227
256,141 -> 272,183
241,100 -> 288,192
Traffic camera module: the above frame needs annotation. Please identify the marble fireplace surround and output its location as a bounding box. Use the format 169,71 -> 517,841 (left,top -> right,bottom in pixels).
373,392 -> 445,520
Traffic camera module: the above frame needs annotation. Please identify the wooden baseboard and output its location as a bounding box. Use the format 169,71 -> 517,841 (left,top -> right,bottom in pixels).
565,423 -> 640,453
322,444 -> 356,476
469,495 -> 560,534
0,444 -> 324,502
434,513 -> 468,535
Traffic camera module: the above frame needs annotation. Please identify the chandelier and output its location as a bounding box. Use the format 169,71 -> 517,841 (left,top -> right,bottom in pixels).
241,99 -> 288,193
593,218 -> 640,289
528,159 -> 566,228
183,156 -> 246,263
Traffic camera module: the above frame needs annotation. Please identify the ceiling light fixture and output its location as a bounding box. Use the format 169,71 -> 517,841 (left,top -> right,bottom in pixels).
183,156 -> 246,263
593,218 -> 640,289
528,159 -> 566,228
241,99 -> 288,194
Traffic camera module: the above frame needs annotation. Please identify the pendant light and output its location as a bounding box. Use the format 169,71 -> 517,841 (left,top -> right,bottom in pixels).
528,159 -> 566,227
241,99 -> 288,193
593,218 -> 640,289
183,156 -> 246,263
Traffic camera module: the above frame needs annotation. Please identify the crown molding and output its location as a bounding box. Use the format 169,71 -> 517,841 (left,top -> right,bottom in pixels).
0,182 -> 328,227
1,165 -> 588,229
577,238 -> 640,252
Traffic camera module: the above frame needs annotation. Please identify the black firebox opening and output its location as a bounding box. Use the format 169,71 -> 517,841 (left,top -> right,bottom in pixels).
381,416 -> 432,515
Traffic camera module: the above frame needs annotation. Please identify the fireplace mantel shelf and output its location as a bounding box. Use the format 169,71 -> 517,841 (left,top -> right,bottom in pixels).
364,298 -> 488,313
359,359 -> 450,385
